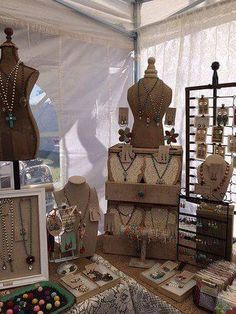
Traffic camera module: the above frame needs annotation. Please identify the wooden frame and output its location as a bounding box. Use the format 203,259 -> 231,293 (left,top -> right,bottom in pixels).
0,188 -> 48,289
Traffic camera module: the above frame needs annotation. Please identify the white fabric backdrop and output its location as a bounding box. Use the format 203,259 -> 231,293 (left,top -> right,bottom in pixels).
0,0 -> 134,231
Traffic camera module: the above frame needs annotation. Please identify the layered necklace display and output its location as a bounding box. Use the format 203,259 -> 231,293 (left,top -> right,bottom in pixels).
199,162 -> 230,193
0,198 -> 14,272
64,187 -> 91,254
19,198 -> 35,270
138,78 -> 164,127
151,154 -> 172,184
0,60 -> 22,128
116,153 -> 137,182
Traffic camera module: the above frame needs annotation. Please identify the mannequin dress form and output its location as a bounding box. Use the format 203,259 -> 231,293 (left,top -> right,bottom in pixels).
54,176 -> 100,258
0,28 -> 39,161
197,154 -> 233,201
128,57 -> 172,148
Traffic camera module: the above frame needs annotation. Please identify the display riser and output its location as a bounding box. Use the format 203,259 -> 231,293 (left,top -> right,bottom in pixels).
102,235 -> 177,260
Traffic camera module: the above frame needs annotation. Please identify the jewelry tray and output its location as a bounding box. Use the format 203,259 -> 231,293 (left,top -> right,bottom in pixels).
61,264 -> 121,303
0,280 -> 75,314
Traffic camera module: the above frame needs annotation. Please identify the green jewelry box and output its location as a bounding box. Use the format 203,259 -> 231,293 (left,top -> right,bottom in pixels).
0,280 -> 75,314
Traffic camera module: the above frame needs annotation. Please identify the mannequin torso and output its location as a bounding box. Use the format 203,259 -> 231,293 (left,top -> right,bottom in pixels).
128,58 -> 172,148
0,28 -> 39,161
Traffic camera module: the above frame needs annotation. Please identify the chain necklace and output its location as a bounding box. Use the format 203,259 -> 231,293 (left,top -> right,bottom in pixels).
19,198 -> 35,270
151,155 -> 172,184
138,78 -> 164,127
0,59 -> 22,128
199,162 -> 230,192
117,153 -> 137,182
0,198 -> 14,272
116,205 -> 136,226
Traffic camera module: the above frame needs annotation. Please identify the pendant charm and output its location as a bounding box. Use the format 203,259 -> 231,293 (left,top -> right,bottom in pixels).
26,255 -> 35,271
61,231 -> 77,253
2,262 -> 6,270
123,171 -> 128,182
8,255 -> 13,272
6,112 -> 16,128
157,179 -> 165,184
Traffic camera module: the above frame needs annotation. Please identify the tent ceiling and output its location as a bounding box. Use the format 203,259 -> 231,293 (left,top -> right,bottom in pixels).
55,0 -> 220,33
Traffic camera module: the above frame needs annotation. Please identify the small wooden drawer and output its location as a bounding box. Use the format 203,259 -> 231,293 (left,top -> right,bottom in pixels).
105,181 -> 180,206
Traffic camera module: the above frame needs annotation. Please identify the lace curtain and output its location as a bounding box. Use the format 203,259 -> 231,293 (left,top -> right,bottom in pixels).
139,0 -> 236,234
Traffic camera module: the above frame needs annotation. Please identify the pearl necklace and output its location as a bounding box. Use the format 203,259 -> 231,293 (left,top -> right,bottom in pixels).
0,198 -> 14,272
0,60 -> 22,128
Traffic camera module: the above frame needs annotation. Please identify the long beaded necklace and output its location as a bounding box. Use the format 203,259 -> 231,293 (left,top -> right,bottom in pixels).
116,205 -> 136,226
0,198 -> 14,272
199,162 -> 230,192
64,187 -> 91,254
19,198 -> 35,270
0,59 -> 22,128
116,153 -> 137,182
151,155 -> 172,184
138,78 -> 164,127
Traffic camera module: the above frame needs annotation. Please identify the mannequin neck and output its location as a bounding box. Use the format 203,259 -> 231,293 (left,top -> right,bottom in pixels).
0,47 -> 19,65
65,180 -> 89,194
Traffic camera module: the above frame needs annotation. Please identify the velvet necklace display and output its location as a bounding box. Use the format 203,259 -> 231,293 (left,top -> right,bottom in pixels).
0,59 -> 23,128
138,78 -> 164,127
63,187 -> 91,254
199,162 -> 230,193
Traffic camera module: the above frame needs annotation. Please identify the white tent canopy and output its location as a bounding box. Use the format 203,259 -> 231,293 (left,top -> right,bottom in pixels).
0,0 -> 234,231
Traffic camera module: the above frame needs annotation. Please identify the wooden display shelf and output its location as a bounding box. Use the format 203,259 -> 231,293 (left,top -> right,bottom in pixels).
105,181 -> 181,206
102,235 -> 177,260
109,144 -> 183,156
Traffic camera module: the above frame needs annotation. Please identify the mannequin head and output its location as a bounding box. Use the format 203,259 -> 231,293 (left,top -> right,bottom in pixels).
144,57 -> 157,79
0,28 -> 19,63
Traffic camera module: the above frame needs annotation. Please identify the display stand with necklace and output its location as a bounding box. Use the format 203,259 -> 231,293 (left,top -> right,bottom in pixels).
53,176 -> 100,261
108,152 -> 144,183
127,57 -> 172,148
196,154 -> 233,201
144,154 -> 181,185
0,28 -> 40,161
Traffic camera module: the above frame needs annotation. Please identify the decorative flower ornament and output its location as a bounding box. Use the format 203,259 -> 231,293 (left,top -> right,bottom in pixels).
164,128 -> 179,145
118,127 -> 133,144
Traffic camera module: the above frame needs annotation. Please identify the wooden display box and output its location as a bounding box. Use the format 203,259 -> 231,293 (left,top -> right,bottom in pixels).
106,181 -> 181,206
102,235 -> 177,260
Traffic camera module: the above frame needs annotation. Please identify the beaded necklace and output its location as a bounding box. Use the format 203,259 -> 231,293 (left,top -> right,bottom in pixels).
0,198 -> 14,272
199,162 -> 230,192
151,155 -> 172,184
19,198 -> 35,270
116,205 -> 136,226
138,78 -> 164,127
0,60 -> 22,128
116,153 -> 136,182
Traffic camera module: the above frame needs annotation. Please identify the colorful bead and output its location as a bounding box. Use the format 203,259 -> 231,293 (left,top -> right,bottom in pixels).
44,290 -> 50,296
51,292 -> 57,298
13,305 -> 19,311
32,298 -> 38,304
54,301 -> 61,307
7,301 -> 14,308
54,296 -> 60,301
6,310 -> 13,314
0,302 -> 3,308
23,294 -> 28,299
28,293 -> 34,300
33,305 -> 40,312
39,299 -> 45,306
46,303 -> 52,310
45,296 -> 51,301
37,286 -> 43,293
38,312 -> 44,314
16,298 -> 21,303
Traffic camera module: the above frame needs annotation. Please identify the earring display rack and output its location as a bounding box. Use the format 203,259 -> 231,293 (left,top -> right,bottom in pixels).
185,62 -> 236,203
177,194 -> 234,267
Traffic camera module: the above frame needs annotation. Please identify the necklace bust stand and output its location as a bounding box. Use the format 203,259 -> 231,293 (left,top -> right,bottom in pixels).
128,57 -> 172,148
197,155 -> 233,201
0,28 -> 39,161
54,176 -> 100,259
